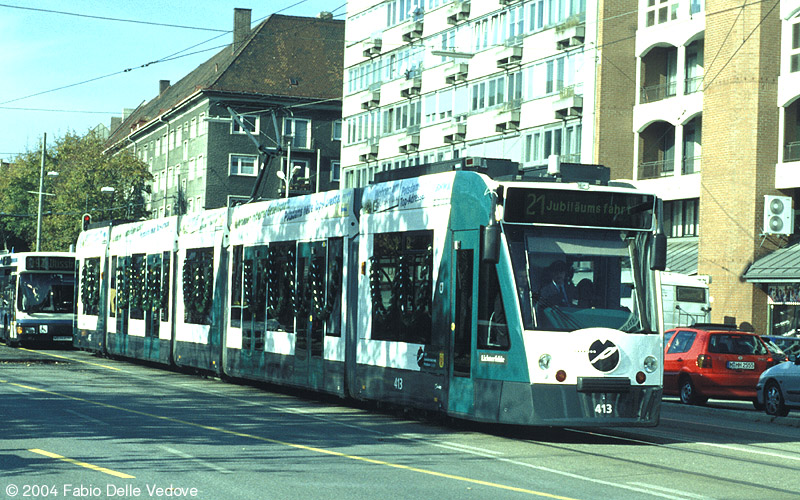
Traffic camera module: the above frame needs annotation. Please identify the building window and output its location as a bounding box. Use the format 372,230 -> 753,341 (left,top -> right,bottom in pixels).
190,118 -> 197,139
284,118 -> 311,149
199,113 -> 207,135
230,154 -> 257,176
331,160 -> 341,182
232,114 -> 258,134
664,198 -> 699,237
332,120 -> 342,141
791,21 -> 800,73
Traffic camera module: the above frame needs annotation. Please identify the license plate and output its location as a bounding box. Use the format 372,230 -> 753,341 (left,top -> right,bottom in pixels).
52,336 -> 72,342
727,361 -> 754,370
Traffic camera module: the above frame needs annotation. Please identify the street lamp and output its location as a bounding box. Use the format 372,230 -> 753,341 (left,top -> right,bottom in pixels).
34,170 -> 58,252
276,166 -> 301,198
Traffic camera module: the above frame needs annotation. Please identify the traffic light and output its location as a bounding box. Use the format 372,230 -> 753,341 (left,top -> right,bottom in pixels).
82,213 -> 91,231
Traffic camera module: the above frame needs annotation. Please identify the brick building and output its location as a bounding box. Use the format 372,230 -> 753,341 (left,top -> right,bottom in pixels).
106,10 -> 345,216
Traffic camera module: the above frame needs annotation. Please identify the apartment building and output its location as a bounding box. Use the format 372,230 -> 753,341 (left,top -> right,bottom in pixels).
106,10 -> 345,216
342,0 -> 800,334
340,0 -> 641,188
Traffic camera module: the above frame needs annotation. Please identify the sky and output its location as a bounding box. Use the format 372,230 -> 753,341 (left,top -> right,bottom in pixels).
0,0 -> 348,162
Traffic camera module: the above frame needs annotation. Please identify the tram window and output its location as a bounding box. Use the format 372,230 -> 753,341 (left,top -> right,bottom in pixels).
324,238 -> 344,337
109,256 -> 117,317
129,253 -> 145,320
370,231 -> 433,344
230,245 -> 243,327
182,247 -> 214,325
266,241 -> 296,333
80,257 -> 101,316
161,251 -> 171,322
478,262 -> 510,350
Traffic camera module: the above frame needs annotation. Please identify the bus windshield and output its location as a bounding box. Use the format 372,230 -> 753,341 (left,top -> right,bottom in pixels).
505,225 -> 654,333
17,272 -> 75,313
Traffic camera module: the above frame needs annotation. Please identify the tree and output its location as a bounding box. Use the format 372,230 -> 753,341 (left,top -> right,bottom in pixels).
0,132 -> 152,252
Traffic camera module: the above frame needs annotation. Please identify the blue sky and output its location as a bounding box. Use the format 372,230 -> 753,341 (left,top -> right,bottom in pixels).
0,1 -> 347,161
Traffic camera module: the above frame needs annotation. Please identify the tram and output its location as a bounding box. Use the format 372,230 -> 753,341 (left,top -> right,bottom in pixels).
75,158 -> 667,427
0,252 -> 76,346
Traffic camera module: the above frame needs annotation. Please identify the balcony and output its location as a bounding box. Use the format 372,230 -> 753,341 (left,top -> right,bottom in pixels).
497,45 -> 523,69
682,156 -> 701,174
496,101 -> 521,132
398,134 -> 420,154
401,21 -> 424,42
360,90 -> 380,110
640,81 -> 677,104
400,76 -> 422,98
362,37 -> 382,58
555,23 -> 585,50
638,159 -> 675,180
685,76 -> 703,94
553,94 -> 583,119
358,141 -> 379,163
443,122 -> 467,143
444,62 -> 469,84
447,0 -> 470,25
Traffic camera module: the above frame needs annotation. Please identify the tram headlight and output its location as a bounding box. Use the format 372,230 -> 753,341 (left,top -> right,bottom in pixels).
643,355 -> 658,373
538,354 -> 551,370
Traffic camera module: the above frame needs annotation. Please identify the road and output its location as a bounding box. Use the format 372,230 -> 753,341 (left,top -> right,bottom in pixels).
1,345 -> 800,500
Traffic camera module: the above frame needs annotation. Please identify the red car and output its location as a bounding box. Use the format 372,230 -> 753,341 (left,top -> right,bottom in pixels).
664,324 -> 777,407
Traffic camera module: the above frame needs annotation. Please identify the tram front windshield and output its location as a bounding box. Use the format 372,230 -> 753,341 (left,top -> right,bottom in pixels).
506,225 -> 654,333
17,272 -> 75,313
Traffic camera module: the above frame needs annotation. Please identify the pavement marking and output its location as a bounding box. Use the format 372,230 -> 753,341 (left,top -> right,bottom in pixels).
28,448 -> 135,479
4,379 -> 576,500
18,348 -> 122,371
158,445 -> 233,474
627,482 -> 715,500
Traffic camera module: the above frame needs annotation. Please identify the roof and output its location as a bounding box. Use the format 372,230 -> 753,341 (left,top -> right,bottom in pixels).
743,241 -> 800,283
106,14 -> 344,148
666,237 -> 698,275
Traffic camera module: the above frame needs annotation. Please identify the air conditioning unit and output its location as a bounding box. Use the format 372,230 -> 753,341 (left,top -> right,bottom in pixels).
764,195 -> 794,235
358,142 -> 379,163
555,25 -> 585,50
443,122 -> 467,143
553,95 -> 583,119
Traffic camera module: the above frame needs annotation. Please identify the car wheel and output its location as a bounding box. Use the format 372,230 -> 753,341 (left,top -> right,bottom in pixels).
753,399 -> 765,411
765,381 -> 790,417
679,376 -> 703,405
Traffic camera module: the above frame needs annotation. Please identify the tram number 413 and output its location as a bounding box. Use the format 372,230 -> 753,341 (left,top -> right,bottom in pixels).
393,377 -> 404,391
594,403 -> 613,415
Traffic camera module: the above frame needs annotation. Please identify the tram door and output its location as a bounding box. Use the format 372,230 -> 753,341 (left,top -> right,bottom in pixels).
449,230 -> 478,415
294,241 -> 326,390
144,253 -> 162,356
242,246 -> 268,354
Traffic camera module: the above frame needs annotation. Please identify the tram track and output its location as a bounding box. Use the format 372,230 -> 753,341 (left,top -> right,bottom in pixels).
6,347 -> 800,500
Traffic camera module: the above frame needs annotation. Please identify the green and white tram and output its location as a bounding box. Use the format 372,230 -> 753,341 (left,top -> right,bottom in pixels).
0,252 -> 76,346
74,159 -> 665,427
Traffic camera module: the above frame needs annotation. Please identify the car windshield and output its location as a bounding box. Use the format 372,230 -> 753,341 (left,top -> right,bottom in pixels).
17,272 -> 75,313
708,334 -> 767,355
505,225 -> 655,333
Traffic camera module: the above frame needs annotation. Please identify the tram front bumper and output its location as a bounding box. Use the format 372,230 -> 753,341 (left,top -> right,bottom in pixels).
478,380 -> 662,427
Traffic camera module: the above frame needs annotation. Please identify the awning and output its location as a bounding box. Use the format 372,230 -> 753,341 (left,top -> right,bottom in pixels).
665,237 -> 698,275
743,242 -> 800,283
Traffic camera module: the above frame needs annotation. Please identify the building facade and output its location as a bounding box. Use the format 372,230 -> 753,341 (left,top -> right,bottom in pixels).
341,0 -> 643,188
106,10 -> 345,216
341,0 -> 800,334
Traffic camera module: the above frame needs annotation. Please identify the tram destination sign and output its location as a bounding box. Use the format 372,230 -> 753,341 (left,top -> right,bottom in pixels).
504,187 -> 656,230
26,256 -> 75,272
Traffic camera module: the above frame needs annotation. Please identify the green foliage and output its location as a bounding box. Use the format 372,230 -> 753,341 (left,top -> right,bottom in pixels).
0,132 -> 152,251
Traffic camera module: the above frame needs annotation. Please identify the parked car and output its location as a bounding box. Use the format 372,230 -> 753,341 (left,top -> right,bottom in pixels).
761,336 -> 789,362
756,356 -> 800,416
761,335 -> 800,359
664,324 -> 778,407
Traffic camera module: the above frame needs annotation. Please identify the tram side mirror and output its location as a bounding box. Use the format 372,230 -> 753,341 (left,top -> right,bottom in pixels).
482,224 -> 500,264
650,232 -> 667,271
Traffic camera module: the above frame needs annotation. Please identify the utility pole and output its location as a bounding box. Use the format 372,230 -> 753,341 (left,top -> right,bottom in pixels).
35,133 -> 46,252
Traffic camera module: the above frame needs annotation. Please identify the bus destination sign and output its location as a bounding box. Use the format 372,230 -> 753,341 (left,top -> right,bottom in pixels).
503,188 -> 655,230
26,256 -> 75,272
